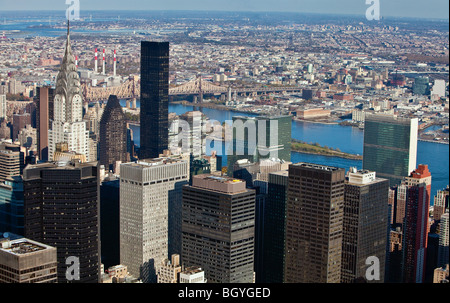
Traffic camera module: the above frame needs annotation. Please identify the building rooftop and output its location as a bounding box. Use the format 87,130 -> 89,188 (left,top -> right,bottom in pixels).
291,162 -> 343,172
182,266 -> 204,275
127,157 -> 186,168
191,174 -> 248,194
0,238 -> 54,256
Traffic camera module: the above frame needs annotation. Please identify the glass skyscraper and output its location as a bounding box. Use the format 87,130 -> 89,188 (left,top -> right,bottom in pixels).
363,114 -> 418,187
140,41 -> 169,159
99,95 -> 129,173
227,115 -> 292,176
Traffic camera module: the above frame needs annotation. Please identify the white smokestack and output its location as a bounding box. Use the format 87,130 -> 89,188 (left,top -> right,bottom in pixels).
102,49 -> 105,75
94,48 -> 98,73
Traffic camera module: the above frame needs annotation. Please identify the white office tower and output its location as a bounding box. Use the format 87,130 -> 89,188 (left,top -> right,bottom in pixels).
120,158 -> 189,283
0,94 -> 6,120
48,23 -> 89,162
431,79 -> 446,98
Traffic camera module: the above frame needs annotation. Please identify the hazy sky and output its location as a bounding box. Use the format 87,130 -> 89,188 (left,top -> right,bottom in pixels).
0,0 -> 448,20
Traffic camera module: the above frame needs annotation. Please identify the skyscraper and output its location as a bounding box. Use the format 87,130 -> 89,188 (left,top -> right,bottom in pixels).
262,169 -> 289,283
437,211 -> 449,268
0,176 -> 23,236
433,186 -> 449,221
0,141 -> 24,182
284,163 -> 345,283
22,160 -> 100,283
341,168 -> 389,283
0,236 -> 57,283
35,86 -> 54,162
227,115 -> 292,176
99,95 -> 128,173
139,41 -> 169,159
48,23 -> 89,162
119,158 -> 188,283
363,114 -> 418,186
181,174 -> 256,283
402,164 -> 432,283
412,77 -> 430,95
0,94 -> 6,120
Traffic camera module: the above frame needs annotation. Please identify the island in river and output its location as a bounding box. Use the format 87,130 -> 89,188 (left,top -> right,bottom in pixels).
291,139 -> 363,160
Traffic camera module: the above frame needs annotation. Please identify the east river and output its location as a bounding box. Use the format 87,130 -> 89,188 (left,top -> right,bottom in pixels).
125,102 -> 449,205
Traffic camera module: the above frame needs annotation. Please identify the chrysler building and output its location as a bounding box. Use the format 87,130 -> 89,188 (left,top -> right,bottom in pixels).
48,22 -> 89,162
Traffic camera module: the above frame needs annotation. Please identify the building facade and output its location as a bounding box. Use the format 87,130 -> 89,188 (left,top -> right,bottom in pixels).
402,164 -> 432,283
22,160 -> 100,283
0,237 -> 57,283
181,174 -> 256,283
227,115 -> 292,176
35,86 -> 54,162
139,41 -> 170,159
262,170 -> 289,283
48,25 -> 89,162
119,158 -> 188,283
99,95 -> 128,173
341,168 -> 389,283
363,114 -> 418,186
284,163 -> 345,283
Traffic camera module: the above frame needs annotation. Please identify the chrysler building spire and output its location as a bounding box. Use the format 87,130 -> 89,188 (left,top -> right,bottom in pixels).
54,19 -> 82,123
48,19 -> 89,162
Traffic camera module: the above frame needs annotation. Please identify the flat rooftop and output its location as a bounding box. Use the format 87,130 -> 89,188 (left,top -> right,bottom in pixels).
126,157 -> 185,168
291,162 -> 343,172
191,174 -> 247,194
182,266 -> 204,275
0,238 -> 54,256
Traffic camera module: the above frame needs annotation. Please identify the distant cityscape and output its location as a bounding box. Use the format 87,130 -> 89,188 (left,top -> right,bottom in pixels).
0,9 -> 448,287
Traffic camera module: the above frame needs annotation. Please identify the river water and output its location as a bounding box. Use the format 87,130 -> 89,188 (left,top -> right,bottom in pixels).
126,100 -> 449,205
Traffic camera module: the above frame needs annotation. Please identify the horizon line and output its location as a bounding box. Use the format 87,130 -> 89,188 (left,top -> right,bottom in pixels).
0,9 -> 448,21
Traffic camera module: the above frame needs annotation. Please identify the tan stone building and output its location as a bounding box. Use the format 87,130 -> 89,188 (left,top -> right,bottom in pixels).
0,237 -> 57,283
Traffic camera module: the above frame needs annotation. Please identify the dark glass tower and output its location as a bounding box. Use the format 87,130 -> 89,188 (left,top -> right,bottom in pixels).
22,160 -> 100,283
140,41 -> 169,159
181,174 -> 256,283
284,163 -> 345,283
262,170 -> 289,283
341,169 -> 389,283
99,95 -> 128,172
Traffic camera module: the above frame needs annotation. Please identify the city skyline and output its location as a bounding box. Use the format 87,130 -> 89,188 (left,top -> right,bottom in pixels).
0,1 -> 448,289
0,0 -> 448,20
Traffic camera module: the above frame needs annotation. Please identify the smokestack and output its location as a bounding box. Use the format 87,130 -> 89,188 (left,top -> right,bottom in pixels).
75,55 -> 78,68
113,49 -> 116,77
102,49 -> 106,75
94,48 -> 98,73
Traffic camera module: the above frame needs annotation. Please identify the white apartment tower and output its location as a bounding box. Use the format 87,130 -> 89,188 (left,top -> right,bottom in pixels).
48,23 -> 89,162
119,158 -> 188,283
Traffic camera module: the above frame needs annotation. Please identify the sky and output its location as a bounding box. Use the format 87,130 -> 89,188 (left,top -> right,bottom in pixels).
0,0 -> 448,20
